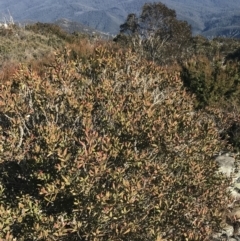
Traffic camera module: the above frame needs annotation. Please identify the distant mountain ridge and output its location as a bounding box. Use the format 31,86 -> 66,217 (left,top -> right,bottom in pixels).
0,0 -> 240,38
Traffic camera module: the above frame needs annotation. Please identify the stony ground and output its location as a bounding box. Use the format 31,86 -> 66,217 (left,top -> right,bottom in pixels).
211,153 -> 240,240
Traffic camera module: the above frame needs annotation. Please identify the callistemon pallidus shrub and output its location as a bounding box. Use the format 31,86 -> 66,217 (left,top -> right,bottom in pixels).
0,47 -> 231,241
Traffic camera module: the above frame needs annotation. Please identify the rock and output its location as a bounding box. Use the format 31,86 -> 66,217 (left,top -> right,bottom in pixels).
230,188 -> 240,200
215,155 -> 235,177
210,153 -> 240,240
211,224 -> 234,240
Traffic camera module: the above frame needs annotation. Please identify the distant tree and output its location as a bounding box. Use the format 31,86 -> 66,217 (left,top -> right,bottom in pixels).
114,2 -> 193,64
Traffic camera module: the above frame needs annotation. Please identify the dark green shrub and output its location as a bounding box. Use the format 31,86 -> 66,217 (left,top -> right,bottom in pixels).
181,55 -> 240,108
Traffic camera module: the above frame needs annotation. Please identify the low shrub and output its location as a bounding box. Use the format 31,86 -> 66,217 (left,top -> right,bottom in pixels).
0,46 -> 232,240
181,55 -> 240,108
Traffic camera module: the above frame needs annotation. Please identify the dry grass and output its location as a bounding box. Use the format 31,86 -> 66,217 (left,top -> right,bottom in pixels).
0,23 -> 99,81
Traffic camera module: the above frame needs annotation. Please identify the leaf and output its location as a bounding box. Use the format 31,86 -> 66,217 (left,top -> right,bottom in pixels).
123,228 -> 131,234
63,147 -> 68,157
61,175 -> 70,185
35,145 -> 40,153
123,179 -> 130,188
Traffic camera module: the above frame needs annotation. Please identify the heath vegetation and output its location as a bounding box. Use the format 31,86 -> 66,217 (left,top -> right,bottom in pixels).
0,2 -> 240,240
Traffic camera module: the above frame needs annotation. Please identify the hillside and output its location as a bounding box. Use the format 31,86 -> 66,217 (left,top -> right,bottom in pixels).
0,0 -> 240,37
0,22 -> 100,82
0,3 -> 240,239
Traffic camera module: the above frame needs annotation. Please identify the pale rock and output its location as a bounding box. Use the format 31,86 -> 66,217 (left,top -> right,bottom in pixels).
211,153 -> 240,240
215,155 -> 235,177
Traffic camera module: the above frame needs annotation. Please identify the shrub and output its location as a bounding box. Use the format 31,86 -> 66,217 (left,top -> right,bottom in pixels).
180,41 -> 240,150
25,23 -> 73,43
0,46 -> 232,240
181,55 -> 240,108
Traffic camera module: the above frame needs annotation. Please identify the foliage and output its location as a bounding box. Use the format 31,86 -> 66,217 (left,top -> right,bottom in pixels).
190,36 -> 240,60
0,23 -> 66,66
0,46 -> 232,241
0,3 -> 240,240
181,55 -> 240,107
25,22 -> 83,44
0,21 -> 98,66
180,37 -> 240,150
114,2 -> 192,64
0,22 -> 101,86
